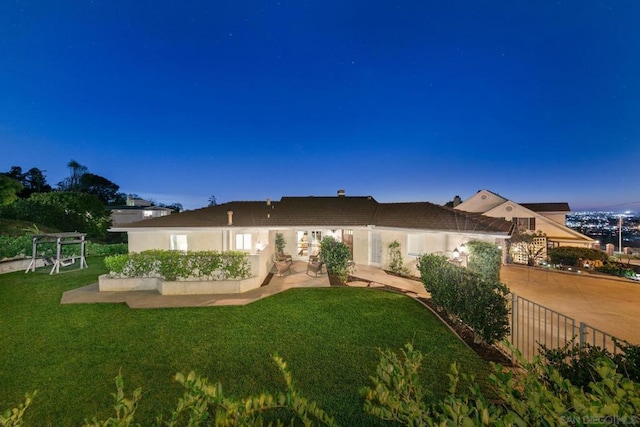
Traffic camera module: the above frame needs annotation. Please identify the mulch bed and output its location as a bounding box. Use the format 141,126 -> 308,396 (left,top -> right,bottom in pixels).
348,273 -> 513,366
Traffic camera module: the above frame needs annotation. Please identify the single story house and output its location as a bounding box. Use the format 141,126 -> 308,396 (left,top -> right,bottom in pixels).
454,189 -> 595,264
110,190 -> 513,282
109,196 -> 173,225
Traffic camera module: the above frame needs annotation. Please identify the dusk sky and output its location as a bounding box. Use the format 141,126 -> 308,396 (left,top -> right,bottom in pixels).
1,1 -> 639,211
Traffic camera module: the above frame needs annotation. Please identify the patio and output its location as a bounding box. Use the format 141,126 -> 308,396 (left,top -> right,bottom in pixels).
60,261 -> 429,308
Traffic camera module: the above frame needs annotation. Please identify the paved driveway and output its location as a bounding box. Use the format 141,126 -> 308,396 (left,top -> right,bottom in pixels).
501,265 -> 640,345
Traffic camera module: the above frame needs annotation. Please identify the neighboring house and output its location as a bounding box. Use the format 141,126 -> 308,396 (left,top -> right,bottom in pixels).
454,189 -> 595,264
109,196 -> 173,226
110,190 -> 512,283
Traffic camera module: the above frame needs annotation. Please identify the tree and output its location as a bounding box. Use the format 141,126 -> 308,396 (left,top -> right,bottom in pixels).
159,202 -> 183,213
78,172 -> 120,204
208,195 -> 218,207
58,159 -> 88,191
3,166 -> 52,197
22,168 -> 52,195
3,191 -> 111,239
509,228 -> 547,266
0,175 -> 23,206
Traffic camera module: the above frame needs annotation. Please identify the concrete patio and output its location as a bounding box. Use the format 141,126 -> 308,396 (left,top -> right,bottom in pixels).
61,261 -> 428,309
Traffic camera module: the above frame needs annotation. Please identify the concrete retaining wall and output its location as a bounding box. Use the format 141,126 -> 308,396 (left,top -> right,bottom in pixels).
98,274 -> 262,295
0,258 -> 45,274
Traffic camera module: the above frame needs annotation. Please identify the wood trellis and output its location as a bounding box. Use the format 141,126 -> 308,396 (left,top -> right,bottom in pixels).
25,233 -> 88,275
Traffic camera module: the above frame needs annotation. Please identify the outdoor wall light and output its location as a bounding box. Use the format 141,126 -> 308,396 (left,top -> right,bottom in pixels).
256,241 -> 266,252
452,248 -> 460,258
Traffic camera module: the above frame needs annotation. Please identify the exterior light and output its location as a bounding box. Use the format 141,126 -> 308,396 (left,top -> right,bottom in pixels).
459,243 -> 467,253
453,248 -> 460,258
256,241 -> 266,252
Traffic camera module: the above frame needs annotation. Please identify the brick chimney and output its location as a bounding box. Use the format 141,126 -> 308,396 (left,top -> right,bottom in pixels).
227,210 -> 233,225
337,189 -> 345,197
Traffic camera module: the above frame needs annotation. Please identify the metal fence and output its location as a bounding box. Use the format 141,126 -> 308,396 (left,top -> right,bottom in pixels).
498,293 -> 624,363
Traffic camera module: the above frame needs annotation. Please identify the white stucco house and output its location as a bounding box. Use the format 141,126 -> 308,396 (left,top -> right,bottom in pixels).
110,191 -> 513,283
454,189 -> 595,264
108,196 -> 173,226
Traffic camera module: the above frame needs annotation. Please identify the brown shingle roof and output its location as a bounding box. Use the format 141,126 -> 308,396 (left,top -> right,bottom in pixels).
116,196 -> 512,234
520,202 -> 571,212
373,202 -> 513,233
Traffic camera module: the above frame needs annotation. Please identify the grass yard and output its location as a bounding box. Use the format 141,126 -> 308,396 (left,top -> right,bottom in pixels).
0,257 -> 491,425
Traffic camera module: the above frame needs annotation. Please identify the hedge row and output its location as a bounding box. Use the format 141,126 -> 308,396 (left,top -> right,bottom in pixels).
417,254 -> 510,344
104,250 -> 252,281
0,235 -> 127,260
547,246 -> 608,266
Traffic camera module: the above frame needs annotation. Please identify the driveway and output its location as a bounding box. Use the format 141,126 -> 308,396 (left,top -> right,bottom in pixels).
501,265 -> 640,345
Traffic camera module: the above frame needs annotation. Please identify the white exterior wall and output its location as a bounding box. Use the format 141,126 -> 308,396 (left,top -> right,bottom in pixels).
352,229 -> 370,265
540,212 -> 566,225
127,230 -> 225,253
369,229 -> 502,276
455,190 -> 506,213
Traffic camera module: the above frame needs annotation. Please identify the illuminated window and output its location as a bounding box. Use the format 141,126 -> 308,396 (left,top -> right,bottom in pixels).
235,233 -> 252,251
170,235 -> 188,251
143,210 -> 154,218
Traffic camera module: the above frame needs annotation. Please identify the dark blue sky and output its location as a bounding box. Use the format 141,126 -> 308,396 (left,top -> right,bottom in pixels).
1,1 -> 639,211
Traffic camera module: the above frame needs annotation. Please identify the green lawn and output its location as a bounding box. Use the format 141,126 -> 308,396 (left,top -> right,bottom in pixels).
0,257 -> 490,425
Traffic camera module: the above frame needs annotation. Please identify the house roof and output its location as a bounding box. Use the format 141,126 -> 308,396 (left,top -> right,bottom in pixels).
108,205 -> 173,211
372,202 -> 513,233
114,195 -> 512,235
519,202 -> 571,213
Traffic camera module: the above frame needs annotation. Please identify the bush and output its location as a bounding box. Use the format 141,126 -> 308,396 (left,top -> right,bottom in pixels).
85,242 -> 127,257
319,237 -> 352,284
548,246 -> 608,266
387,240 -> 410,276
539,339 -> 640,390
466,240 -> 502,282
0,235 -> 33,260
104,250 -> 251,281
596,262 -> 638,279
417,254 -> 510,344
363,343 -> 640,426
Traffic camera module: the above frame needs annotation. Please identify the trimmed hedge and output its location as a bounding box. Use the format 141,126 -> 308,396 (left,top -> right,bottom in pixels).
417,254 -> 510,344
104,250 -> 252,281
547,246 -> 608,266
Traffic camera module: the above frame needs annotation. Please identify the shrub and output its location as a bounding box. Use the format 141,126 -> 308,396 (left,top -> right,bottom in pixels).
539,338 -> 640,390
275,232 -> 286,254
85,242 -> 127,257
596,262 -> 637,279
0,235 -> 33,260
103,250 -> 251,281
387,240 -> 410,276
319,237 -> 352,284
417,253 -> 510,344
548,246 -> 608,266
363,343 -> 640,426
466,240 -> 501,282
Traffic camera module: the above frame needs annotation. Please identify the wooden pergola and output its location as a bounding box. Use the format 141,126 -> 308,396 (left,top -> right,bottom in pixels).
25,233 -> 88,275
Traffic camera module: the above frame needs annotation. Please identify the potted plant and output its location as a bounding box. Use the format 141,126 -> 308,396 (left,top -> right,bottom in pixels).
319,237 -> 352,286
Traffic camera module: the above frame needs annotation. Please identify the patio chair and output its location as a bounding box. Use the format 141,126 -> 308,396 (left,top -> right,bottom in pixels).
274,252 -> 293,265
273,260 -> 292,276
306,258 -> 324,277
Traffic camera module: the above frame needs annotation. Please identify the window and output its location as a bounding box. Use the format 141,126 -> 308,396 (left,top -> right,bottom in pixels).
513,217 -> 536,231
170,234 -> 188,251
235,233 -> 252,251
143,210 -> 154,218
407,234 -> 426,256
371,233 -> 382,264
